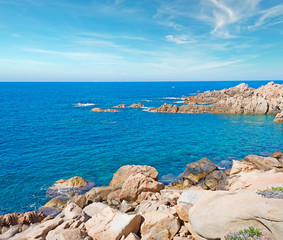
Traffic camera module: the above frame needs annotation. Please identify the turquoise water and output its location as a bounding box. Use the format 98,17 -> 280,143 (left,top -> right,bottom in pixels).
0,81 -> 282,214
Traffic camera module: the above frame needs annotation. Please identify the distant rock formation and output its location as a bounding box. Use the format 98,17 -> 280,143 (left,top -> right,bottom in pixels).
150,82 -> 283,115
91,108 -> 118,112
130,103 -> 145,108
113,104 -> 126,108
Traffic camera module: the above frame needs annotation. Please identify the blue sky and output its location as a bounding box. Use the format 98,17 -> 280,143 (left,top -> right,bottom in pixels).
0,0 -> 283,81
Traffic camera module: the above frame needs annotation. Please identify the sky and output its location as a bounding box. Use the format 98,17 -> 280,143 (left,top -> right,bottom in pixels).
0,0 -> 283,81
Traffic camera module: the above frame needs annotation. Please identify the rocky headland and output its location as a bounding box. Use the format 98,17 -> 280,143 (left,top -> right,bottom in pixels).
149,82 -> 283,122
1,151 -> 283,240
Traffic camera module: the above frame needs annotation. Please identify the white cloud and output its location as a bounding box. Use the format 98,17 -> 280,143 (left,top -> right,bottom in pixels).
250,3 -> 283,29
165,35 -> 193,44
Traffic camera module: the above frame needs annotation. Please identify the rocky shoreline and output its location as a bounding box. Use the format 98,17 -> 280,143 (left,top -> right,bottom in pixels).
1,151 -> 283,240
149,82 -> 283,122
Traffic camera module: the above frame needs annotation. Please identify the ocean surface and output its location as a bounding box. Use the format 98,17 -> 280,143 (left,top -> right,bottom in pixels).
0,81 -> 283,214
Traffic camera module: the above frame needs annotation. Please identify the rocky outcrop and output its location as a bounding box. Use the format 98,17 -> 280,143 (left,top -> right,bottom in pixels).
149,82 -> 283,116
274,111 -> 283,122
110,165 -> 159,187
129,103 -> 144,108
113,104 -> 126,108
91,108 -> 118,112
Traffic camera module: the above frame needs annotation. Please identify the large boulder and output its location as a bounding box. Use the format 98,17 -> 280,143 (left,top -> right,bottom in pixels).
85,207 -> 141,240
83,202 -> 109,217
182,158 -> 218,184
242,154 -> 283,171
46,228 -> 89,240
39,196 -> 69,216
119,173 -> 164,203
46,176 -> 94,198
110,165 -> 159,187
140,210 -> 180,240
189,191 -> 283,239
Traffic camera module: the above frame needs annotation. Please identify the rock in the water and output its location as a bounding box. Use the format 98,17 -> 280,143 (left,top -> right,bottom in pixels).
182,158 -> 218,184
85,207 -> 141,240
204,170 -> 227,190
140,210 -> 180,240
274,111 -> 283,122
46,176 -> 94,198
119,173 -> 164,203
110,165 -> 159,187
113,104 -> 126,108
129,103 -> 144,108
189,191 -> 283,239
91,108 -> 118,112
39,196 -> 69,216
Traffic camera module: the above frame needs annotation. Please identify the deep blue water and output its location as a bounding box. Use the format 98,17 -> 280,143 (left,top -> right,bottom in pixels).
0,81 -> 282,214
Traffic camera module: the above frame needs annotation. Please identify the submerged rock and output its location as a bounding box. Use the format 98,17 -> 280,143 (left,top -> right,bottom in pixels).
91,108 -> 118,112
46,176 -> 94,198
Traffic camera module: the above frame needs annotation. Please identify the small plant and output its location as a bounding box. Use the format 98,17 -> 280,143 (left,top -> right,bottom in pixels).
225,226 -> 262,240
271,186 -> 283,192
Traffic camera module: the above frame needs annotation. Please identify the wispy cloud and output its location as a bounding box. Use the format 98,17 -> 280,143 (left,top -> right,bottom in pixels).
165,35 -> 193,44
249,3 -> 283,29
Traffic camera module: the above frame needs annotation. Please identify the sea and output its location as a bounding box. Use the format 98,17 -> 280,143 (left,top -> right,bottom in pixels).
0,81 -> 282,214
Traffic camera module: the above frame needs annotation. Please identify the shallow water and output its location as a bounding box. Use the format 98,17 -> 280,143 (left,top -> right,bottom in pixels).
0,81 -> 282,214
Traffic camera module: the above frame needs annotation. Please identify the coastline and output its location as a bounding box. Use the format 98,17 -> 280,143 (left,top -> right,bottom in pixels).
1,151 -> 282,239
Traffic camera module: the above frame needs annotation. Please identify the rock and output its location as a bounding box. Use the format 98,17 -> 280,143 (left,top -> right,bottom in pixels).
129,103 -> 144,108
0,225 -> 19,239
119,200 -> 135,213
47,228 -> 89,240
119,173 -> 164,203
149,103 -> 179,113
85,207 -> 141,240
91,108 -> 118,112
124,232 -> 140,240
46,176 -> 94,198
113,104 -> 126,108
204,170 -> 227,190
83,202 -> 109,217
135,200 -> 170,216
271,150 -> 283,160
227,169 -> 283,191
39,196 -> 69,216
159,189 -> 183,205
85,186 -> 121,204
107,189 -> 122,206
189,191 -> 283,239
140,210 -> 180,240
177,190 -> 207,206
274,111 -> 283,122
0,210 -> 45,228
175,205 -> 191,222
229,160 -> 256,175
110,165 -> 159,187
9,218 -> 64,240
183,158 -> 218,184
149,82 -> 283,116
242,154 -> 283,171
62,203 -> 88,221
70,194 -> 86,209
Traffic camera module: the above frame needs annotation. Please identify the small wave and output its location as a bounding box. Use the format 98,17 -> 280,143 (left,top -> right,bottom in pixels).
174,101 -> 184,104
163,97 -> 181,100
142,99 -> 153,102
74,103 -> 95,107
